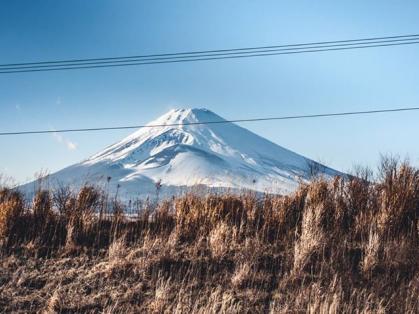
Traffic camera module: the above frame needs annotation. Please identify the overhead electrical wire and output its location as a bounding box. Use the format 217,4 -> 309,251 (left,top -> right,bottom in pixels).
1,34 -> 419,74
1,37 -> 419,71
1,107 -> 418,136
1,34 -> 419,67
2,33 -> 419,67
1,41 -> 419,74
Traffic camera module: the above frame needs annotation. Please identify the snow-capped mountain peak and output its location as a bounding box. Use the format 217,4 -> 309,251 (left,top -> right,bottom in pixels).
85,108 -> 225,163
23,108 -> 342,200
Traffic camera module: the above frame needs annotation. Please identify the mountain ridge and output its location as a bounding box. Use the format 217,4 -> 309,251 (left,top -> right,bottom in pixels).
22,108 -> 342,200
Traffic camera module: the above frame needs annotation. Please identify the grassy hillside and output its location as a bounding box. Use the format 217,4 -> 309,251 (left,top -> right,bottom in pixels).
0,159 -> 418,313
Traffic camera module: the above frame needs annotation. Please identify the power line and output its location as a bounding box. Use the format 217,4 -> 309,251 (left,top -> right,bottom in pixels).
2,41 -> 419,74
1,34 -> 419,74
2,34 -> 419,68
1,37 -> 418,71
2,33 -> 419,67
1,107 -> 418,136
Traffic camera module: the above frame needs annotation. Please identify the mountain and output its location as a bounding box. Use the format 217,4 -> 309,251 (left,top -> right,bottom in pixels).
22,108 -> 342,200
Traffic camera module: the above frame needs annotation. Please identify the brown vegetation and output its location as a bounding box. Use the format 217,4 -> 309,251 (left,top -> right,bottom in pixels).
0,159 -> 418,313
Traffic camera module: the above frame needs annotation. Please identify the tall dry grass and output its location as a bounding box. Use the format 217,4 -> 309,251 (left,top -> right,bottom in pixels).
0,158 -> 417,313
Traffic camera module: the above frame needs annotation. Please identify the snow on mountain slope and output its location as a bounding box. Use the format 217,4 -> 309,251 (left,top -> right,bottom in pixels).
22,108 -> 342,200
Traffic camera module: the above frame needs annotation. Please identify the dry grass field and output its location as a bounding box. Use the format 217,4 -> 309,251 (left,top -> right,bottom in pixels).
0,158 -> 417,313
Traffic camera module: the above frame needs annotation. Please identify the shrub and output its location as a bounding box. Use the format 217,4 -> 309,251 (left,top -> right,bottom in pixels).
0,189 -> 24,241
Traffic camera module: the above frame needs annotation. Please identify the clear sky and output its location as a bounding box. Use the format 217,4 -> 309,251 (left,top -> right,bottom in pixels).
1,0 -> 419,183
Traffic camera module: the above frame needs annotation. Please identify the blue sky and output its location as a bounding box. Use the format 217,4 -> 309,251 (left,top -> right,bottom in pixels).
1,1 -> 419,183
